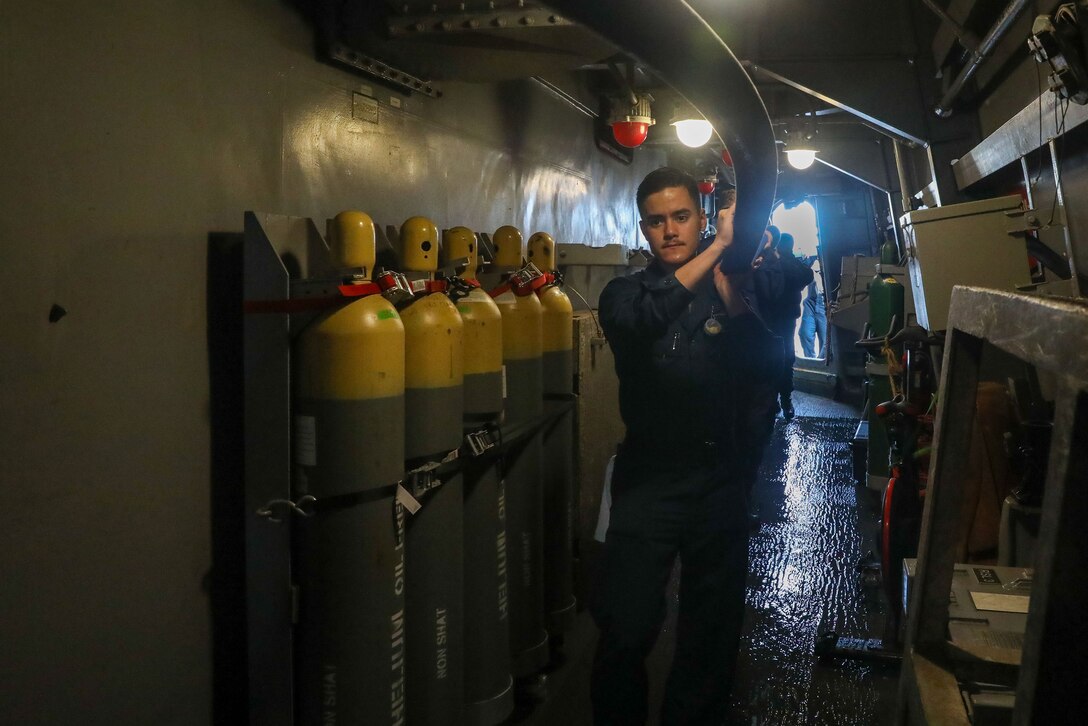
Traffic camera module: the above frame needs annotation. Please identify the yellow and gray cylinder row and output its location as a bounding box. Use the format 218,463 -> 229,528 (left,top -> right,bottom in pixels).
445,226 -> 503,418
293,215 -> 407,725
400,215 -> 466,726
443,226 -> 515,724
291,214 -> 578,723
529,232 -> 577,636
491,226 -> 549,677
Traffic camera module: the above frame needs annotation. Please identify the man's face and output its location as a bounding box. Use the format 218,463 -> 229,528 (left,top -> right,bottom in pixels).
639,186 -> 707,269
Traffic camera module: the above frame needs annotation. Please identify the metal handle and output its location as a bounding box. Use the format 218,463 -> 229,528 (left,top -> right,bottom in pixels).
255,495 -> 317,523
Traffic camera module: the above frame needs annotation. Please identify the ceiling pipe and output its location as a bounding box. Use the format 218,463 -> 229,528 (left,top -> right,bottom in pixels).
745,61 -> 928,147
543,0 -> 778,273
934,0 -> 1032,118
919,0 -> 979,53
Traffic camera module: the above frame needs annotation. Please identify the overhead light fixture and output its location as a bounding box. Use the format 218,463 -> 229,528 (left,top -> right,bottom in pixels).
782,112 -> 819,170
611,93 -> 655,148
672,118 -> 713,148
785,148 -> 817,170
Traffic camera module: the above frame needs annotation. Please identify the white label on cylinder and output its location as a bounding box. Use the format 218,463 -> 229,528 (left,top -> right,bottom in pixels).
396,484 -> 422,515
293,415 -> 317,466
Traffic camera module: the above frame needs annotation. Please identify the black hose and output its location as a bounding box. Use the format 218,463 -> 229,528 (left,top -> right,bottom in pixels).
544,0 -> 778,273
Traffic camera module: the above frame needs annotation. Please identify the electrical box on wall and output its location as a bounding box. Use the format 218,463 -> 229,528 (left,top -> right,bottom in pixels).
900,196 -> 1032,332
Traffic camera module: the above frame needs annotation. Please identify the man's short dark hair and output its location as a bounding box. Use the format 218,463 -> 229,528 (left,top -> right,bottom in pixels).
779,232 -> 795,254
636,167 -> 700,217
766,225 -> 781,248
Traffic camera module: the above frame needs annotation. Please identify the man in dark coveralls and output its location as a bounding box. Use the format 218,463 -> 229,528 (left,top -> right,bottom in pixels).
592,167 -> 778,725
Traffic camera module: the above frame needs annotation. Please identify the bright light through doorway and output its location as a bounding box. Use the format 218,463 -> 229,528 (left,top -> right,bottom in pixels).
771,200 -> 819,259
770,200 -> 825,360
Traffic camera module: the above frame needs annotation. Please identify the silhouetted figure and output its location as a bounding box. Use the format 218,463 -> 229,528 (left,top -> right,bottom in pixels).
760,233 -> 813,419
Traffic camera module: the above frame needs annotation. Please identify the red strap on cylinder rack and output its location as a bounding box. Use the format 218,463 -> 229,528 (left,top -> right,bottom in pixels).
487,282 -> 512,298
338,281 -> 382,297
515,274 -> 547,296
409,278 -> 449,295
489,264 -> 546,298
534,272 -> 557,294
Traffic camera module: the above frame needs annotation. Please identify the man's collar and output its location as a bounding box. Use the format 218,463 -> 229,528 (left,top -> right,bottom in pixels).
644,258 -> 667,281
644,257 -> 687,281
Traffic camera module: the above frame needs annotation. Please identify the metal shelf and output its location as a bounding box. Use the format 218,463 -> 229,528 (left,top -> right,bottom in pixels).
896,287 -> 1088,725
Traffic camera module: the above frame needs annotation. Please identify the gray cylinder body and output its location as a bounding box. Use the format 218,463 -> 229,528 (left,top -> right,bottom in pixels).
503,357 -> 549,676
542,349 -> 576,634
405,471 -> 463,726
293,396 -> 406,726
462,370 -> 514,725
405,383 -> 464,726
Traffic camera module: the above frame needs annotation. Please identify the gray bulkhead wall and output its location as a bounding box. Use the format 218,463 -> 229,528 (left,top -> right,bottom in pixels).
0,1 -> 661,723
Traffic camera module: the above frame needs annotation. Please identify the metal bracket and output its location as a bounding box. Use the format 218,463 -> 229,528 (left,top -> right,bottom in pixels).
405,462 -> 443,498
1006,207 -> 1064,235
509,261 -> 545,295
465,428 -> 497,456
255,495 -> 317,523
326,42 -> 441,98
386,6 -> 572,38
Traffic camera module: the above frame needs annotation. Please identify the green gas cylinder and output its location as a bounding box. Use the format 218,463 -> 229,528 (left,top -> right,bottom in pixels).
865,270 -> 905,489
880,236 -> 899,265
868,273 -> 904,340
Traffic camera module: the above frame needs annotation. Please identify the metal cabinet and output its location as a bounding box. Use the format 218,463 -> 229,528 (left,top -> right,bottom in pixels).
900,197 -> 1031,332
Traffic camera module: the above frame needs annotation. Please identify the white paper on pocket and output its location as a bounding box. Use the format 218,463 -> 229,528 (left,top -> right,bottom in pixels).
594,454 -> 616,543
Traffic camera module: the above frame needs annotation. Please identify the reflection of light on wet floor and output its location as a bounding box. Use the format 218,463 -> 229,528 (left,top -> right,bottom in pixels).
731,417 -> 894,725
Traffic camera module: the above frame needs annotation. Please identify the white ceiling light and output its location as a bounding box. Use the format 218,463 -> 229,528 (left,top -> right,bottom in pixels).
672,118 -> 714,148
785,148 -> 817,170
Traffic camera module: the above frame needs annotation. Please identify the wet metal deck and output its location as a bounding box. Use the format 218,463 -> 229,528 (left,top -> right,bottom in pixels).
514,394 -> 898,725
728,412 -> 898,724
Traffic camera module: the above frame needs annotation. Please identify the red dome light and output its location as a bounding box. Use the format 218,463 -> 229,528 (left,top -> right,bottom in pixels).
697,180 -> 716,195
721,148 -> 734,167
611,121 -> 649,148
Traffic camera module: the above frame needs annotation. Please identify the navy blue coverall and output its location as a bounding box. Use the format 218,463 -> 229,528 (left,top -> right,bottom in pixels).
593,261 -> 779,725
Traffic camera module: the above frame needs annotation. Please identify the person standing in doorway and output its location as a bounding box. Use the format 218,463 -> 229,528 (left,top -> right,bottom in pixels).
799,254 -> 826,358
760,233 -> 813,420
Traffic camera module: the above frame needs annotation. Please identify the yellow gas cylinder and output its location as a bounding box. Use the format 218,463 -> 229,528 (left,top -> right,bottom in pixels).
294,210 -> 406,726
399,215 -> 465,726
442,226 -> 514,724
488,225 -> 549,678
493,224 -> 525,268
527,231 -> 576,637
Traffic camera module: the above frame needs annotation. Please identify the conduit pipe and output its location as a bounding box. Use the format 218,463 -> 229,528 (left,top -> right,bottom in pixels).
920,0 -> 979,53
545,0 -> 777,272
934,0 -> 1032,118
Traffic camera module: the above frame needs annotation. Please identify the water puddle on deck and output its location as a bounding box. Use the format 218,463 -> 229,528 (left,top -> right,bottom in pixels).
729,417 -> 898,725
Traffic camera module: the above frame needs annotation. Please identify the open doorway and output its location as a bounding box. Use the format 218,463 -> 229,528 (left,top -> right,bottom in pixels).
770,199 -> 825,360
